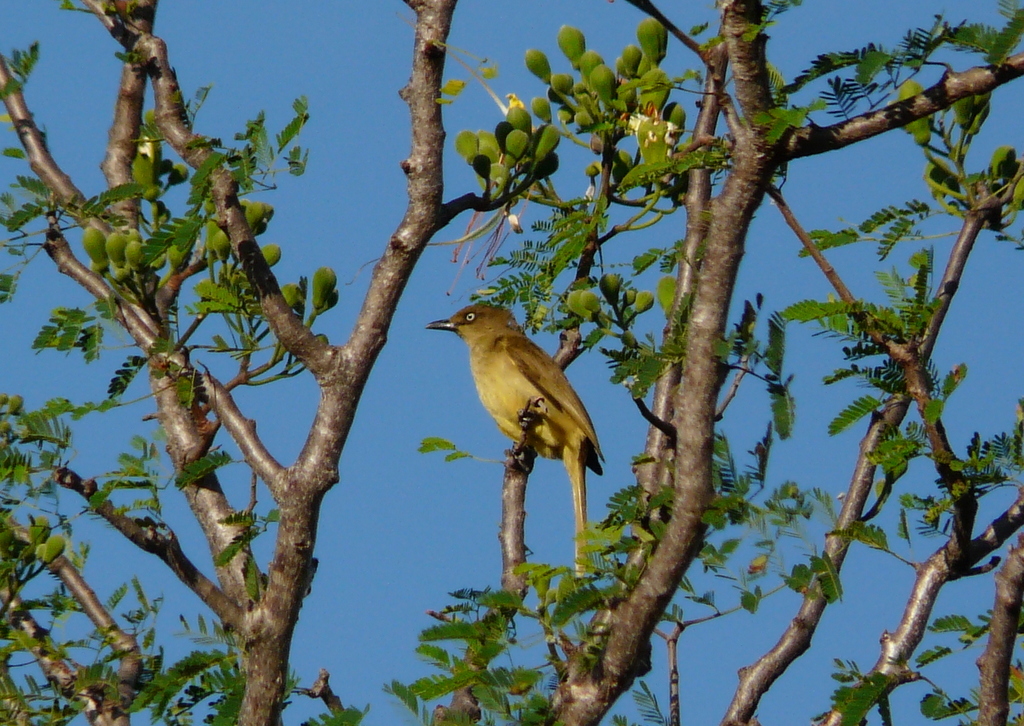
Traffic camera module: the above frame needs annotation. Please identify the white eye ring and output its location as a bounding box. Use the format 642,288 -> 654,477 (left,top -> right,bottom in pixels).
465,312 -> 476,321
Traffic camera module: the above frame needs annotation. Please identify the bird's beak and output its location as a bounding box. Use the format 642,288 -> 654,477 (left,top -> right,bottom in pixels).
425,318 -> 457,333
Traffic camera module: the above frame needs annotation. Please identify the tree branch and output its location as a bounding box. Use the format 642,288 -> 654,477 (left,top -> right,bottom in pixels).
53,467 -> 244,630
976,534 -> 1024,726
784,52 -> 1024,160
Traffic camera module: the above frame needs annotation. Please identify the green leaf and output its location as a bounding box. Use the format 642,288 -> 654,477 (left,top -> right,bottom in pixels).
551,584 -> 606,627
811,553 -> 843,602
831,522 -> 889,551
828,395 -> 881,436
632,681 -> 667,726
176,450 -> 232,488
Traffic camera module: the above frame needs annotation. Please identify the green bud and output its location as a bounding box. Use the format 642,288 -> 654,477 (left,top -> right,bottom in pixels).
311,267 -> 338,313
0,393 -> 7,407
261,244 -> 282,267
577,50 -> 604,82
281,283 -> 305,314
1014,177 -> 1024,208
504,129 -> 530,161
125,239 -> 145,270
38,535 -> 65,564
557,26 -> 586,67
82,227 -> 108,265
7,395 -> 23,415
599,273 -> 622,302
584,161 -> 602,177
619,44 -> 643,78
91,259 -> 110,274
638,68 -> 671,112
105,232 -> 128,266
634,290 -> 655,313
531,97 -> 552,123
132,153 -> 155,187
589,64 -> 617,106
557,106 -> 574,124
168,163 -> 189,186
208,228 -> 231,262
454,130 -> 479,162
664,101 -> 686,130
623,289 -> 637,306
621,330 -> 638,348
532,124 -> 560,161
637,17 -> 668,65
243,200 -> 266,229
525,49 -> 552,82
0,529 -> 13,558
111,265 -> 131,283
574,109 -> 595,127
612,148 -> 633,183
506,106 -> 533,134
168,244 -> 187,270
567,289 -> 601,320
549,73 -> 574,96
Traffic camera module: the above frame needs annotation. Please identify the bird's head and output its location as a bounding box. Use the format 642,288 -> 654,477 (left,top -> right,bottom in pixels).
426,304 -> 519,343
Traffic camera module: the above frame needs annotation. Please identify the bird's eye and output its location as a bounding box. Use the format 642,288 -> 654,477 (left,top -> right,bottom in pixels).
465,312 -> 476,322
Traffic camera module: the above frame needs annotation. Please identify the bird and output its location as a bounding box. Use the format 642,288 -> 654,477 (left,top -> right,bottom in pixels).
427,304 -> 603,565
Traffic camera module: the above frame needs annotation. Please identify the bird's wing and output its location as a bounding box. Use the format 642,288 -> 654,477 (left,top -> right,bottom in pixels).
498,334 -> 603,459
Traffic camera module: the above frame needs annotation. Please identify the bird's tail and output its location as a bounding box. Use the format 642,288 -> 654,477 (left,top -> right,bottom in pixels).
565,444 -> 588,571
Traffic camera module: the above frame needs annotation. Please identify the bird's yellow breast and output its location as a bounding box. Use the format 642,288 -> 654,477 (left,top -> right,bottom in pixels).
467,336 -> 579,460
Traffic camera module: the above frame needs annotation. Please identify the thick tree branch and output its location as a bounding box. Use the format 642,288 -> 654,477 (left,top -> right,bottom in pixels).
53,467 -> 245,629
784,52 -> 1024,160
977,534 -> 1024,726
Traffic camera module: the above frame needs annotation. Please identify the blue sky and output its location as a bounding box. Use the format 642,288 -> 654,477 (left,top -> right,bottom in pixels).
4,2 -> 1024,724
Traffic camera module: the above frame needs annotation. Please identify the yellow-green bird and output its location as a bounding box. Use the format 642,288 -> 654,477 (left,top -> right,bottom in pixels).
427,304 -> 603,562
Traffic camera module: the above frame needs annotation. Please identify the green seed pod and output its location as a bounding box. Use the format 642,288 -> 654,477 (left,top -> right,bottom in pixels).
281,283 -> 304,314
577,50 -> 605,82
132,152 -> 155,187
657,275 -> 676,315
664,101 -> 686,130
472,154 -> 492,181
105,232 -> 128,267
567,289 -> 600,319
557,25 -> 586,67
532,124 -> 560,161
990,145 -> 1019,181
455,130 -> 479,162
125,239 -> 145,270
639,68 -> 671,112
312,267 -> 338,313
599,273 -> 622,302
243,200 -> 266,229
261,243 -> 282,267
504,129 -> 530,162
637,18 -> 668,65
38,534 -> 65,565
532,151 -> 559,179
7,394 -> 23,415
506,106 -> 533,134
589,64 -> 617,106
612,148 -> 633,182
478,130 -> 500,162
619,44 -> 643,78
574,109 -> 595,127
82,227 -> 108,265
168,244 -> 187,270
549,73 -> 574,97
531,96 -> 552,123
634,290 -> 655,313
208,228 -> 231,262
525,49 -> 552,82
953,94 -> 976,129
